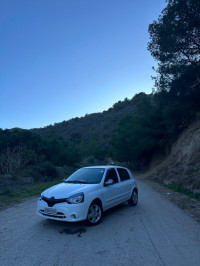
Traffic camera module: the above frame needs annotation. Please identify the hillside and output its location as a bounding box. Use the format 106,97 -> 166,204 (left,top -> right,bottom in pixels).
143,114 -> 200,192
31,93 -> 149,144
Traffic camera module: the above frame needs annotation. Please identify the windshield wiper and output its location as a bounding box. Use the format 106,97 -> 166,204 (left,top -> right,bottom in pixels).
73,180 -> 88,184
64,180 -> 74,183
64,180 -> 88,184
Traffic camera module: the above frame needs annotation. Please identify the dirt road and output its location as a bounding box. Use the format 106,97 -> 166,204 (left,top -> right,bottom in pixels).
0,181 -> 200,266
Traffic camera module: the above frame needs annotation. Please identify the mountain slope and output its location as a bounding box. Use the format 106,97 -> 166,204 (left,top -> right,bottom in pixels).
32,93 -> 150,144
145,115 -> 200,191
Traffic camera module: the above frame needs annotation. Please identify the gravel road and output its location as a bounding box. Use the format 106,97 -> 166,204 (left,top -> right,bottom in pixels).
0,180 -> 200,266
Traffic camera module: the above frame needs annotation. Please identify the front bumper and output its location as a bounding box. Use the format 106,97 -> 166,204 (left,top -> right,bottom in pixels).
36,199 -> 89,222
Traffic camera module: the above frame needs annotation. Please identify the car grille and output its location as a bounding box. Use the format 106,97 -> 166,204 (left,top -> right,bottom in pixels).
39,210 -> 66,219
41,196 -> 66,207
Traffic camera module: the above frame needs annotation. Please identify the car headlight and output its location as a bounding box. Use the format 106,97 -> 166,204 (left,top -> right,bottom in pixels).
66,192 -> 84,204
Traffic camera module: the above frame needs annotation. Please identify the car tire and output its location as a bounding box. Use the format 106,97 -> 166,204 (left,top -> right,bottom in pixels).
87,202 -> 103,225
128,189 -> 138,206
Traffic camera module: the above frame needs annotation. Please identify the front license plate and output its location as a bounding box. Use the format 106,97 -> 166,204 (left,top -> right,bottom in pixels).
44,208 -> 57,215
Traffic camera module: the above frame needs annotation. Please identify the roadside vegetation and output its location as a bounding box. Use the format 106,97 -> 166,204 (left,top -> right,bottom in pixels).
0,0 -> 199,201
165,184 -> 200,201
0,179 -> 62,208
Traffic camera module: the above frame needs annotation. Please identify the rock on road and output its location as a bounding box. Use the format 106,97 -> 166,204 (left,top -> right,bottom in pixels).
0,181 -> 200,266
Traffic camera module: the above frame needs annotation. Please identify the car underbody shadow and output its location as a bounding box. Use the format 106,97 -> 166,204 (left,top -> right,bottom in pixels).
41,218 -> 87,237
103,202 -> 130,220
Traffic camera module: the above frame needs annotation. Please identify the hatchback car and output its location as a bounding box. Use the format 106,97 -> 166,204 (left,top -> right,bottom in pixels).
36,165 -> 138,225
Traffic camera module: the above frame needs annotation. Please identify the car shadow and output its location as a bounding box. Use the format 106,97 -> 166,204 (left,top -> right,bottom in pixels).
42,218 -> 87,237
102,202 -> 133,221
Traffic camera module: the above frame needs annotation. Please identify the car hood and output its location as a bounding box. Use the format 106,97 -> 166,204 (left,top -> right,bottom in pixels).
42,183 -> 97,199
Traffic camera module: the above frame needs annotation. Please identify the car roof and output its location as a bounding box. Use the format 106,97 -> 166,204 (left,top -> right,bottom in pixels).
84,165 -> 128,170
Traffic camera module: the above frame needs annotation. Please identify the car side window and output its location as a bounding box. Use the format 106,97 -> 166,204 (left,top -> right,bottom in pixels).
117,168 -> 130,181
104,168 -> 119,184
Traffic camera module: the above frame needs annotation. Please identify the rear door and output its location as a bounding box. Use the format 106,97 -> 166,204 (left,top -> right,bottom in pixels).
116,168 -> 132,201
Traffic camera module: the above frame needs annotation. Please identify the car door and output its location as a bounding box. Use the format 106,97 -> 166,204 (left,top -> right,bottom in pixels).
116,168 -> 132,202
102,168 -> 122,210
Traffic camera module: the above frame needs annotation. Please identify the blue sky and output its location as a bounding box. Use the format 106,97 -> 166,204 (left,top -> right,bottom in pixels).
0,0 -> 166,129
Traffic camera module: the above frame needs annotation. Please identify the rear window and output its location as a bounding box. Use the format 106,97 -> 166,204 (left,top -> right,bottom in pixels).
117,168 -> 130,181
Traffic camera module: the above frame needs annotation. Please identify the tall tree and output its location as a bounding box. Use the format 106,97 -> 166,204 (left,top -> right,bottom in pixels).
148,0 -> 200,95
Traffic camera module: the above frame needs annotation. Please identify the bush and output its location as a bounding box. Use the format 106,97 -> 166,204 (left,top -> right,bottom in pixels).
30,162 -> 58,182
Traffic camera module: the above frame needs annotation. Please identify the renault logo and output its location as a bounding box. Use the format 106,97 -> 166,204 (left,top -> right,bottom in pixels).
48,197 -> 55,207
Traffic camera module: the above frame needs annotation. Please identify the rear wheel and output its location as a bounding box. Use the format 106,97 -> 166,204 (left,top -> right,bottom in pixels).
87,202 -> 102,225
128,189 -> 138,206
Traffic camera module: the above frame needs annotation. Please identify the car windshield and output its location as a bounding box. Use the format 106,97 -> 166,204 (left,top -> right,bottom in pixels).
64,168 -> 105,184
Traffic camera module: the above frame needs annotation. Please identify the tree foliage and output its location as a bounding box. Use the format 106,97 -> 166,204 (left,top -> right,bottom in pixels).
111,94 -> 166,169
148,0 -> 200,65
0,129 -> 81,177
148,0 -> 200,96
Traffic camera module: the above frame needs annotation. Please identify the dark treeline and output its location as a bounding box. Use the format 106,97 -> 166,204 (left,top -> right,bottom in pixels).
0,0 -> 199,184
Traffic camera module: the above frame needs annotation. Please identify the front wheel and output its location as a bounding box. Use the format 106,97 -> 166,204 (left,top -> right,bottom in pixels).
87,203 -> 102,225
128,189 -> 138,206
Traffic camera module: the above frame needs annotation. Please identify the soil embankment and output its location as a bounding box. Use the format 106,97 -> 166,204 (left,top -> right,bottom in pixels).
144,117 -> 200,192
138,116 -> 200,222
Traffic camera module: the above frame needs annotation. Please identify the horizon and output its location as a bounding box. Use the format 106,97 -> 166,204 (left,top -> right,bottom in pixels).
3,91 -> 151,130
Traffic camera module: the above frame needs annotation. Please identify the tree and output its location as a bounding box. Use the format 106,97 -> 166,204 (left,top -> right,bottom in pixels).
148,0 -> 200,65
148,0 -> 200,94
111,94 -> 166,170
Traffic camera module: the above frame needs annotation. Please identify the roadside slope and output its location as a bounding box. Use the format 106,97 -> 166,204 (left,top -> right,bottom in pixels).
145,116 -> 200,192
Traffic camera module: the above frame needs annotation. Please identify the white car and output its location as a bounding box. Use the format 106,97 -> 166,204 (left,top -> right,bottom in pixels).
36,165 -> 138,225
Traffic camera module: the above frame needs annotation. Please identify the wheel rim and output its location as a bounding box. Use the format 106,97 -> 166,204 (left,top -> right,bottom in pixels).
88,204 -> 102,224
132,190 -> 138,204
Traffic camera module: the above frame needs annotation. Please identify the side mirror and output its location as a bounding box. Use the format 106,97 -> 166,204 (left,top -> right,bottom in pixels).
104,179 -> 114,186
